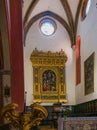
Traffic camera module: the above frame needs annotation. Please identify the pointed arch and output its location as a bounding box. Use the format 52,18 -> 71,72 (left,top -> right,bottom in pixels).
24,11 -> 72,46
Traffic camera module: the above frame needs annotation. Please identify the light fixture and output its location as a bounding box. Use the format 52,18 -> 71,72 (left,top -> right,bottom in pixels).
40,18 -> 57,36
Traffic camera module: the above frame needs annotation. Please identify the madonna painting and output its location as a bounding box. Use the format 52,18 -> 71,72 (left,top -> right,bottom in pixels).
42,70 -> 56,92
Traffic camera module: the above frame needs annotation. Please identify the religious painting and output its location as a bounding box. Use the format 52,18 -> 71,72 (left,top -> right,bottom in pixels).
42,70 -> 56,92
84,52 -> 95,95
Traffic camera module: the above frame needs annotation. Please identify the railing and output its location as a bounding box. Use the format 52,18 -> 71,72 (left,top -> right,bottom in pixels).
72,99 -> 97,117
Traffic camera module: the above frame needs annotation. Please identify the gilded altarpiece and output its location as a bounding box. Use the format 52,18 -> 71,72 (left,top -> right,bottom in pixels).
30,48 -> 67,103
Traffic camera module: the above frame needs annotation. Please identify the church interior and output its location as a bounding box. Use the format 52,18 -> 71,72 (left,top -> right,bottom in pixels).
0,0 -> 97,130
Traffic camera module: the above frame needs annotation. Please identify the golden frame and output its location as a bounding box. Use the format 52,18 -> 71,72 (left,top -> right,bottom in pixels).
30,48 -> 67,103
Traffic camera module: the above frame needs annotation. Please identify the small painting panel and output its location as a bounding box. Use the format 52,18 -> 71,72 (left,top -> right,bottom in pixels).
42,70 -> 56,92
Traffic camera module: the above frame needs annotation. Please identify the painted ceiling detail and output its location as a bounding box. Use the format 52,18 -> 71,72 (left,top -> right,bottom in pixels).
23,0 -> 83,47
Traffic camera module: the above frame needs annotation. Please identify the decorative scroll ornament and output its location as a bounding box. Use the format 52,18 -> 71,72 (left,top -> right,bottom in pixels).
0,103 -> 48,130
30,48 -> 67,66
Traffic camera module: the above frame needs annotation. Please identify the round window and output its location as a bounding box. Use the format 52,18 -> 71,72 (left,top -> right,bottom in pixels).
40,18 -> 57,36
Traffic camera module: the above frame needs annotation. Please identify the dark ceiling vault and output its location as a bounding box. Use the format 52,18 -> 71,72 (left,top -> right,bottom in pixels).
23,0 -> 83,47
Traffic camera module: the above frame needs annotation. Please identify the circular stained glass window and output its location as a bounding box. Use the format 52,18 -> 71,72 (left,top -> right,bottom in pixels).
40,18 -> 57,36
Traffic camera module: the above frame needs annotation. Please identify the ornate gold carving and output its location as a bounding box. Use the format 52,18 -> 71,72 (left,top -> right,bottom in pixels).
30,48 -> 67,103
0,103 -> 48,130
30,48 -> 67,67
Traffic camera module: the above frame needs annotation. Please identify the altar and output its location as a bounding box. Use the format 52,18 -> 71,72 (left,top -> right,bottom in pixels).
30,49 -> 67,103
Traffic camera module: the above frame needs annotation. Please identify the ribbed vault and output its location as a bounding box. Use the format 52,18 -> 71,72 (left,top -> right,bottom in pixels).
23,0 -> 83,47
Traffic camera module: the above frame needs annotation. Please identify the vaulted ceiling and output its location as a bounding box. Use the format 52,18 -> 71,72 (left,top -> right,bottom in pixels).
23,0 -> 94,65
23,0 -> 82,46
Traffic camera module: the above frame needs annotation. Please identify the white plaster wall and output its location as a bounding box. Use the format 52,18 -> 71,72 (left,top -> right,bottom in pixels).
65,50 -> 76,105
24,57 -> 33,106
24,19 -> 76,106
75,0 -> 97,104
